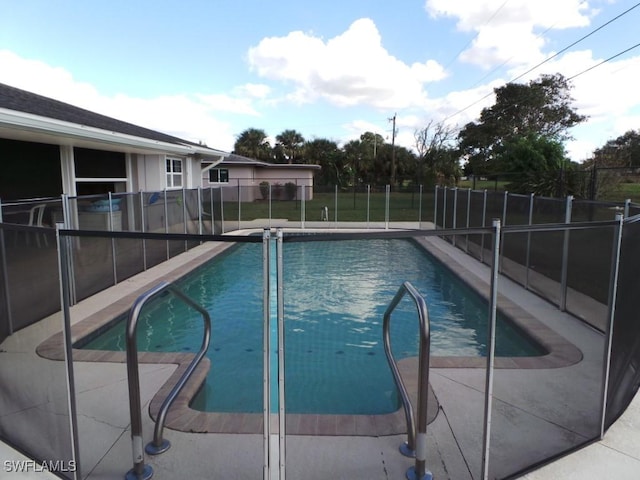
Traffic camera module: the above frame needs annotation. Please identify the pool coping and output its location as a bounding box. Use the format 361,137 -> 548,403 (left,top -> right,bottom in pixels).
36,231 -> 584,436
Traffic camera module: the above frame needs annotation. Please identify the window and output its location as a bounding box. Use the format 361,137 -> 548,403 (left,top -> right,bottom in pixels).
209,168 -> 229,183
166,158 -> 183,188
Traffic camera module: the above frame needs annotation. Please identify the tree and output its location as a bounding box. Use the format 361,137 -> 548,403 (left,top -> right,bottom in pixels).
304,138 -> 345,185
493,134 -> 572,196
275,129 -> 305,164
459,73 -> 586,174
590,130 -> 640,168
233,128 -> 272,161
342,139 -> 365,186
414,121 -> 460,187
582,130 -> 640,199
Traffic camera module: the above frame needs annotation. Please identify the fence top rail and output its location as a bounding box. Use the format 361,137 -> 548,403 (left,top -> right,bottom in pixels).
624,213 -> 640,224
1,197 -> 62,207
57,228 -> 262,243
503,219 -> 620,234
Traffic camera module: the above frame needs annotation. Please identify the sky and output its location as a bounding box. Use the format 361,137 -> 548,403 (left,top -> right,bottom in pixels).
1,0 -> 639,163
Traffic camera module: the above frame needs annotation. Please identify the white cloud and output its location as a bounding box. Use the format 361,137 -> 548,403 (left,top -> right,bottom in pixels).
234,83 -> 271,99
425,0 -> 592,68
196,93 -> 260,116
0,49 -> 238,151
342,119 -> 389,144
247,18 -> 447,110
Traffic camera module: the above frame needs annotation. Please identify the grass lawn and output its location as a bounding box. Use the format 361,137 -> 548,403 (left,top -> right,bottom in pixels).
222,191 -> 437,223
601,182 -> 640,203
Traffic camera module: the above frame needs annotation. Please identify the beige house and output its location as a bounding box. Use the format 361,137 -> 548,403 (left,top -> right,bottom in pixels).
202,153 -> 320,201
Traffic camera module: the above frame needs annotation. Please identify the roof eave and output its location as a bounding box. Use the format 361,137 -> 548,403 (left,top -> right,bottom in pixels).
0,108 -> 229,158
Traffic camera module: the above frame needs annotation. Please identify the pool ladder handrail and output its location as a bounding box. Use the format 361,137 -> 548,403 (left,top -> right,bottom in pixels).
383,281 -> 433,480
125,281 -> 212,480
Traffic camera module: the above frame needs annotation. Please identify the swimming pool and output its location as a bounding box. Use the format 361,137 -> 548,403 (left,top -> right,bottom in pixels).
80,238 -> 544,415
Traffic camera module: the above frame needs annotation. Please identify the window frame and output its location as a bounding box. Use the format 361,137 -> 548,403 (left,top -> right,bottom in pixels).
209,168 -> 229,184
166,157 -> 183,189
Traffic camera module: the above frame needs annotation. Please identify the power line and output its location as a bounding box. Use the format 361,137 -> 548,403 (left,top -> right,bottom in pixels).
508,2 -> 640,86
568,42 -> 640,81
442,2 -> 640,123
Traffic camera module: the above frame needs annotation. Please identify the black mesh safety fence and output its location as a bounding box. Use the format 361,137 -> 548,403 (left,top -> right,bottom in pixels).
532,196 -> 566,224
606,216 -> 640,429
443,187 -> 456,231
501,194 -> 532,286
200,187 -> 216,235
466,190 -> 489,262
452,188 -> 471,250
65,230 -> 265,479
164,189 -> 186,258
572,199 -> 622,223
0,222 -> 76,479
282,230 -> 487,479
485,190 -> 506,226
565,225 -> 615,329
490,228 -> 607,479
0,224 -> 59,333
434,185 -> 446,228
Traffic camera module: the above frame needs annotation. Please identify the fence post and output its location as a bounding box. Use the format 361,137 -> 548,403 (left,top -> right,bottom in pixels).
481,218 -> 501,480
334,184 -> 338,229
385,185 -> 390,230
108,192 -> 117,285
62,194 -> 77,304
559,195 -> 573,311
433,185 -> 438,230
0,198 -> 13,336
301,185 -> 306,229
197,187 -> 203,236
55,225 -> 82,480
182,188 -> 187,252
419,184 -> 423,230
220,187 -> 225,234
600,213 -> 624,438
452,187 -> 458,245
525,193 -> 534,290
262,229 -> 271,480
209,187 -> 215,235
237,180 -> 242,231
465,188 -> 471,253
624,198 -> 630,218
268,183 -> 272,230
499,191 -> 508,273
480,190 -> 487,264
163,188 -> 169,259
367,185 -> 371,229
139,192 -> 147,271
442,187 -> 447,230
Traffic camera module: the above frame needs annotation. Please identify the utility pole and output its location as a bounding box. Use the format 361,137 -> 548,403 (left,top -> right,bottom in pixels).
389,113 -> 397,186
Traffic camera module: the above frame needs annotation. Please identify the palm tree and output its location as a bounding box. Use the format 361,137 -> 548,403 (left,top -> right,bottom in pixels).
233,128 -> 272,161
275,129 -> 305,164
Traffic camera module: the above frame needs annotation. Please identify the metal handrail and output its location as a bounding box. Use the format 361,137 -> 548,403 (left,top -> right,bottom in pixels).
125,281 -> 212,480
383,281 -> 433,480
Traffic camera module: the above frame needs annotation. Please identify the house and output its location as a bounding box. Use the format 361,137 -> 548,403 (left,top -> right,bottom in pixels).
201,153 -> 320,201
0,82 -> 228,201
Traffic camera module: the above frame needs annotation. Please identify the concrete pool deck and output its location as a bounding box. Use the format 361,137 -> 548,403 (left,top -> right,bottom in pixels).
2,223 -> 640,478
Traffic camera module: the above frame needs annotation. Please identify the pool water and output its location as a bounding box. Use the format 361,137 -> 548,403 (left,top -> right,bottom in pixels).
81,238 -> 544,415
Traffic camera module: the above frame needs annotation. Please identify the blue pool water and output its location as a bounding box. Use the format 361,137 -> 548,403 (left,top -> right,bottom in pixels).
81,238 -> 544,415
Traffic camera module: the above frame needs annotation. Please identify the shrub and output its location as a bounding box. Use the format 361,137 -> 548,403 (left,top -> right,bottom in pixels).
259,181 -> 270,200
284,182 -> 297,200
